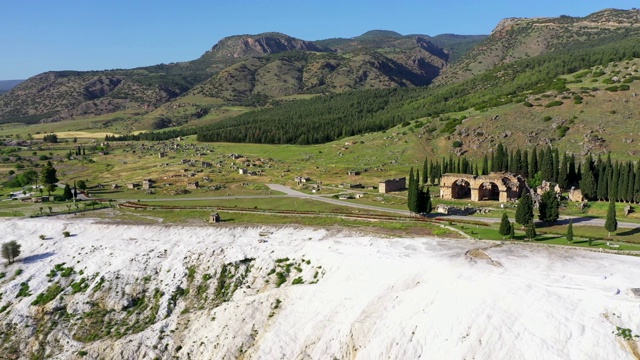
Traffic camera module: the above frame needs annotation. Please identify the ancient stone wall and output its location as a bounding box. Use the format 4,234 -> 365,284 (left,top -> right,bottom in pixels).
440,172 -> 525,202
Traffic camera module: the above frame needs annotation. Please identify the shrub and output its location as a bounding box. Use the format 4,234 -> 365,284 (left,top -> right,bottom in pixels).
544,100 -> 563,108
62,231 -> 71,238
39,235 -> 46,240
557,126 -> 570,138
543,116 -> 552,122
291,277 -> 304,285
522,101 -> 533,107
452,140 -> 463,148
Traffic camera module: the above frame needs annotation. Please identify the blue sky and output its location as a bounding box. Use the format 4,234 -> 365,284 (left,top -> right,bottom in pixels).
1,0 -> 635,79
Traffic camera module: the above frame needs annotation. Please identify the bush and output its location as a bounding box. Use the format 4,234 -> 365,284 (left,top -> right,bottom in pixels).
557,126 -> 570,138
62,231 -> 71,238
39,235 -> 46,240
544,101 -> 563,108
543,116 -> 552,122
452,140 -> 463,148
522,101 -> 533,107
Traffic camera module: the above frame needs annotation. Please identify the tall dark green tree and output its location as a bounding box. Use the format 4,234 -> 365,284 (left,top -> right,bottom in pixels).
521,149 -> 529,178
579,157 -> 597,200
566,220 -> 574,242
62,184 -> 73,201
596,160 -> 609,201
539,190 -> 560,223
407,168 -> 418,214
515,193 -> 534,227
626,161 -> 635,203
541,147 -> 554,182
557,153 -> 569,190
568,154 -> 577,185
525,220 -> 537,240
604,198 -> 618,237
417,186 -> 432,215
422,158 -> 429,185
499,212 -> 511,238
634,161 -> 640,203
609,162 -> 620,201
1,240 -> 21,264
40,161 -> 59,196
481,155 -> 489,175
529,148 -> 538,178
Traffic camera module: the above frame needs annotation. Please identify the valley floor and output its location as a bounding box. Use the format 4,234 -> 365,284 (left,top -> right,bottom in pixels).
0,217 -> 639,359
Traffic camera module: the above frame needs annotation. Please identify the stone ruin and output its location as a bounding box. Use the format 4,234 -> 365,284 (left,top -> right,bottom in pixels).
440,172 -> 526,202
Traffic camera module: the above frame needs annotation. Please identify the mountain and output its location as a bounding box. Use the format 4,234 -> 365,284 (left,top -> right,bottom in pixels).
437,8 -> 640,84
0,80 -> 24,94
0,32 -> 475,124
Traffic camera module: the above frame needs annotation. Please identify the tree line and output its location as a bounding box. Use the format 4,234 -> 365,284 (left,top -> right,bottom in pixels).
105,36 -> 640,145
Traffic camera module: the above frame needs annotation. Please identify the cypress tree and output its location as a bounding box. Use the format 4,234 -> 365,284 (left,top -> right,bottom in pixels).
604,198 -> 618,237
522,150 -> 529,178
430,162 -> 437,185
539,190 -> 560,223
509,222 -> 515,239
627,162 -> 635,203
481,155 -> 489,175
422,158 -> 429,185
558,153 -> 568,190
407,168 -> 417,213
499,212 -> 511,238
596,161 -> 608,201
530,148 -> 538,179
609,162 -> 619,201
580,157 -> 597,200
515,193 -> 534,227
568,155 -> 577,185
62,184 -> 73,201
566,220 -> 574,242
514,149 -> 523,175
634,161 -> 640,203
619,162 -> 628,202
552,148 -> 559,183
541,147 -> 554,182
525,220 -> 537,240
417,186 -> 432,215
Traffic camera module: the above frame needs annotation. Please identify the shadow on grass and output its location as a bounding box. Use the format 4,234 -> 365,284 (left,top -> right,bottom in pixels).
616,228 -> 640,236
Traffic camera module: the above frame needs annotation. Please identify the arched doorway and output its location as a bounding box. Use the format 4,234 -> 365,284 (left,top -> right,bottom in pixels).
451,179 -> 471,199
478,182 -> 500,201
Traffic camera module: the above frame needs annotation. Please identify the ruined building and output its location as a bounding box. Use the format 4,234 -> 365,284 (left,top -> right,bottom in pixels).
439,172 -> 526,202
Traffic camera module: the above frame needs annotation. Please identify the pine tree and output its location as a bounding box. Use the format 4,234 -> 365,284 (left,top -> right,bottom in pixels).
509,222 -> 515,239
539,190 -> 560,223
499,212 -> 511,238
1,240 -> 21,264
566,220 -> 574,242
525,220 -> 537,240
40,161 -> 59,196
604,198 -> 618,237
515,193 -> 534,227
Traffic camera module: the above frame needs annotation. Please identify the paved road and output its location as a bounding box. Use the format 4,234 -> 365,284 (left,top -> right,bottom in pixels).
97,182 -> 640,229
266,185 -> 640,229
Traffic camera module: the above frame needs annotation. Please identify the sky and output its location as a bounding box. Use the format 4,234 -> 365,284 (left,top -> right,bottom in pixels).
1,0 -> 636,79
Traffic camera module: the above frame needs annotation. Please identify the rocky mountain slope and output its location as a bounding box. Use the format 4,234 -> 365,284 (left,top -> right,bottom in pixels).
1,218 -> 640,359
0,31 -> 464,124
437,8 -> 640,84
